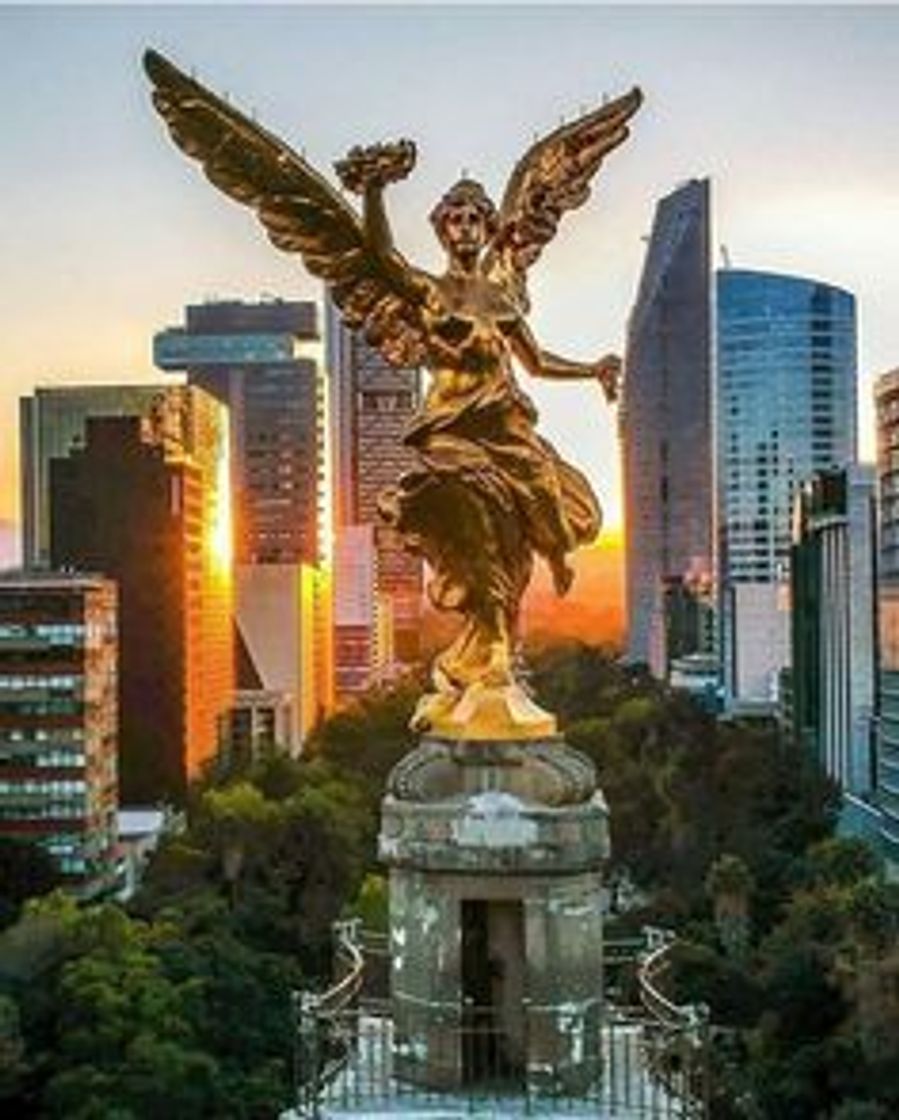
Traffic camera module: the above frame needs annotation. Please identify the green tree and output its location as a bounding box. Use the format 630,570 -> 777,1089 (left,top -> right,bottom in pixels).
0,994 -> 26,1099
804,836 -> 880,889
34,905 -> 221,1119
154,922 -> 300,1116
351,873 -> 389,932
198,782 -> 282,906
307,680 -> 417,793
705,854 -> 754,959
0,839 -> 61,929
831,1104 -> 892,1120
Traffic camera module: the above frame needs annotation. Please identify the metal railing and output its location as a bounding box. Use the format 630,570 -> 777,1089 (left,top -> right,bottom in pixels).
638,927 -> 708,1031
288,923 -> 711,1118
636,927 -> 710,1117
291,919 -> 366,1115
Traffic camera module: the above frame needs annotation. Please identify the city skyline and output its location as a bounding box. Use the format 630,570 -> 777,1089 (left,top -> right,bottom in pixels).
3,5 -> 899,562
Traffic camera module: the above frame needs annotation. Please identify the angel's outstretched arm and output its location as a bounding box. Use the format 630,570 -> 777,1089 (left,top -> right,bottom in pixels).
510,319 -> 619,399
362,183 -> 395,257
334,140 -> 426,305
360,184 -> 427,308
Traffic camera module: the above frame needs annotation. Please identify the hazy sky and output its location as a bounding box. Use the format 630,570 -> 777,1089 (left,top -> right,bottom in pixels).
2,4 -> 899,551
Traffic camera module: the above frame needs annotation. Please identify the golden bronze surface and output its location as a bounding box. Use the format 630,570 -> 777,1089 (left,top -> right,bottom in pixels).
144,50 -> 642,740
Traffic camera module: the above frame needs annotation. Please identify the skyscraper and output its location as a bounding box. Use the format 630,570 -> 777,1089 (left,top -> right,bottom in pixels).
790,466 -> 877,815
49,402 -> 233,803
155,299 -> 334,748
20,384 -> 178,569
622,179 -> 713,677
0,571 -> 118,896
327,299 -> 423,670
333,523 -> 393,699
717,269 -> 857,709
874,369 -> 899,875
233,561 -> 332,749
154,299 -> 326,566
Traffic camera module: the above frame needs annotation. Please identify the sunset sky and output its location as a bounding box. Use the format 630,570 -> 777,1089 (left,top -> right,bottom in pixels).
3,4 -> 899,564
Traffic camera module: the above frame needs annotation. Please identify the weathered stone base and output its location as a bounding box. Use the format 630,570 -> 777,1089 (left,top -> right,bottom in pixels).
379,736 -> 609,1095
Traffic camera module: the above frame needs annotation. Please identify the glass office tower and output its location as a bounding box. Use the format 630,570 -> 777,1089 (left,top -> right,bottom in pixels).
154,299 -> 325,566
717,269 -> 857,709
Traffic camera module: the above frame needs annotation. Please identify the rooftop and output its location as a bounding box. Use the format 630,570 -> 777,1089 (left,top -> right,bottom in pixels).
0,568 -> 113,590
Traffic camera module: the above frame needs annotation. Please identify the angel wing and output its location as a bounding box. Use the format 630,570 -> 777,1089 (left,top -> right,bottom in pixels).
143,50 -> 427,366
484,87 -> 643,307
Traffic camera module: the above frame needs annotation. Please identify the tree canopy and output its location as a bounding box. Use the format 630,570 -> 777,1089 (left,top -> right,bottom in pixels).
0,644 -> 892,1117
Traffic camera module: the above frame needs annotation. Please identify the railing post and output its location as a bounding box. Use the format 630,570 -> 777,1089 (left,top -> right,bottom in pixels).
522,996 -> 532,1115
463,995 -> 474,1114
303,992 -> 322,1120
697,1002 -> 711,1119
290,989 -> 302,1116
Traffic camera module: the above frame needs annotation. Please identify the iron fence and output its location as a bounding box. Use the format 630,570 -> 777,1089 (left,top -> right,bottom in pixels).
287,924 -> 710,1119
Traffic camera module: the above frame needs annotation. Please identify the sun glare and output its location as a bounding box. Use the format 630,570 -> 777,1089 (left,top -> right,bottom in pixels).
209,421 -> 233,574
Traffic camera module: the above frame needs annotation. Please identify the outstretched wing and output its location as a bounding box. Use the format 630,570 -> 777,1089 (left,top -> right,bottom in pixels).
143,50 -> 427,366
484,87 -> 643,305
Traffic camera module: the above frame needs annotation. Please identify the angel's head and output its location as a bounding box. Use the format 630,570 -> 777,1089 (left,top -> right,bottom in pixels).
430,179 -> 498,266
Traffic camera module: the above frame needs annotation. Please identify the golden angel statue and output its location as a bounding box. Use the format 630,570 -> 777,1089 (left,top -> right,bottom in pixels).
144,50 -> 642,740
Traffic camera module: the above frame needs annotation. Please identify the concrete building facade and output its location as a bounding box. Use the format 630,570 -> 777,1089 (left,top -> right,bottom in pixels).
0,571 -> 118,895
234,562 -> 333,750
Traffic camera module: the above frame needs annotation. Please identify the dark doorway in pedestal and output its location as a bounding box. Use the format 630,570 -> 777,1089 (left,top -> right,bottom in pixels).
460,899 -> 526,1087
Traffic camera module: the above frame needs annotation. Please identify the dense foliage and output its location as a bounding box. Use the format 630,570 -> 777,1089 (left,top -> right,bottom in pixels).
0,682 -> 416,1118
0,839 -> 61,931
533,645 -> 899,1117
0,646 -> 895,1116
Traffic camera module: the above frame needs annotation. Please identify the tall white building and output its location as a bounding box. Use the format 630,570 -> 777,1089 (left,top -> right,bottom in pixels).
234,563 -> 332,752
334,524 -> 393,700
622,179 -> 713,677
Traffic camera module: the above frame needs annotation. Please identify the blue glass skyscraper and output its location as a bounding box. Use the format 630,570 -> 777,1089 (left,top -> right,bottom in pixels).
717,269 -> 857,707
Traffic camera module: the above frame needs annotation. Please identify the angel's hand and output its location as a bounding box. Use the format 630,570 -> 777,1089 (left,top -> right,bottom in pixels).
594,353 -> 621,403
334,140 -> 416,195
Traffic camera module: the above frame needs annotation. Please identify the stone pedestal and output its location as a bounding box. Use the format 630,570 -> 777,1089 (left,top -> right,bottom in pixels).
378,736 -> 609,1095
